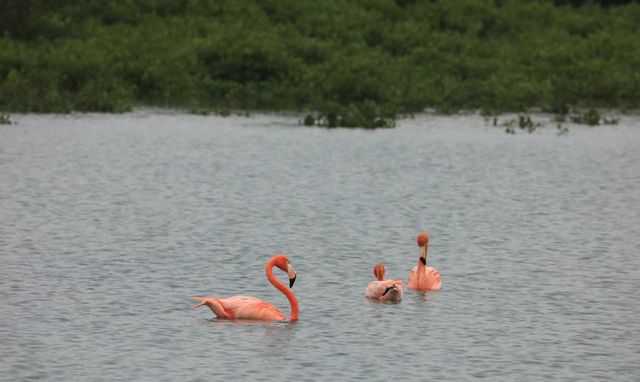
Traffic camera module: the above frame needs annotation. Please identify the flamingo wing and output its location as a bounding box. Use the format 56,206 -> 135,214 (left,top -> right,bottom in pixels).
365,281 -> 386,298
425,267 -> 442,290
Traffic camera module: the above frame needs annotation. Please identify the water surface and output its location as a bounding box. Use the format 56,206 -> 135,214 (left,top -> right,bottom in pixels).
1,111 -> 639,381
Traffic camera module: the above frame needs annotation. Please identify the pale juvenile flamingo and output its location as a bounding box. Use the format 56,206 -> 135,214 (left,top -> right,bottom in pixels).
192,254 -> 299,321
408,232 -> 442,290
364,263 -> 405,302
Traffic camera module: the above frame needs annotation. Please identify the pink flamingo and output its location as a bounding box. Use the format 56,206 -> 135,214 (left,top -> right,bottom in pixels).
408,232 -> 442,290
364,263 -> 405,302
192,254 -> 299,321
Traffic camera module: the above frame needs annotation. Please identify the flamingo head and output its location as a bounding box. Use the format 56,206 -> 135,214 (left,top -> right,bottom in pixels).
273,254 -> 297,288
373,263 -> 385,281
417,232 -> 429,247
417,232 -> 429,265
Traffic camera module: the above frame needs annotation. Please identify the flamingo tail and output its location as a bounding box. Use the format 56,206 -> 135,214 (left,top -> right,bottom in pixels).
192,300 -> 207,310
191,297 -> 233,319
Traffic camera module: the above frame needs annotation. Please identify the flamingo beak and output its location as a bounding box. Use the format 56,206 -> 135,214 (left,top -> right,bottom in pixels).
382,284 -> 397,296
419,246 -> 426,265
288,264 -> 297,288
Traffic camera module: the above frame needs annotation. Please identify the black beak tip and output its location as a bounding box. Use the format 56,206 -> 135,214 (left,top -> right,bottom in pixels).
289,275 -> 296,288
420,257 -> 426,265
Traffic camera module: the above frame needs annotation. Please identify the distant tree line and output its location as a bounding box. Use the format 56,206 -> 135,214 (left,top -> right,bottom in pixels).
1,0 -> 639,127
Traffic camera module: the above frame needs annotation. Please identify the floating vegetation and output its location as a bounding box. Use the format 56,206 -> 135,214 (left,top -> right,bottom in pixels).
505,124 -> 516,134
569,109 -> 619,126
493,114 -> 541,134
303,101 -> 395,129
569,109 -> 600,125
313,113 -> 395,129
0,114 -> 14,125
556,123 -> 570,136
303,114 -> 316,126
517,114 -> 541,133
190,107 -> 234,117
490,109 -> 622,135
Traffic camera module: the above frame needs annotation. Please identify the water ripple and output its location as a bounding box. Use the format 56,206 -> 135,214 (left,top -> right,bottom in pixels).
1,112 -> 639,381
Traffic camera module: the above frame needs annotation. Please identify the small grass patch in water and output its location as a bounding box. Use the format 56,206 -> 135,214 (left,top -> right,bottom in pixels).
303,101 -> 396,129
303,114 -> 316,126
189,107 -> 236,117
490,109 -> 621,135
569,109 -> 619,126
0,114 -> 14,124
556,123 -> 570,136
492,113 -> 541,134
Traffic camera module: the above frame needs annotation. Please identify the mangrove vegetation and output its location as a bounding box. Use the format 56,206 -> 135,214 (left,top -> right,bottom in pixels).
1,0 -> 639,127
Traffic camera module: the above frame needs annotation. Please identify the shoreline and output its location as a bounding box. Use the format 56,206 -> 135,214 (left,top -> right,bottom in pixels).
3,107 -> 637,133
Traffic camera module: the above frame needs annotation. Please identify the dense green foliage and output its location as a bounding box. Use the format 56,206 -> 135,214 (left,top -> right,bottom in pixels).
1,0 -> 639,127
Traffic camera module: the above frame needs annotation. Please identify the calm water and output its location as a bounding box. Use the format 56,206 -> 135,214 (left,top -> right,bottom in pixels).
1,111 -> 639,381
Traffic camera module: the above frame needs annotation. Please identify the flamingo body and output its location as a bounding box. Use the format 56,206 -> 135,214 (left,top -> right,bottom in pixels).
407,267 -> 441,290
365,279 -> 405,302
192,296 -> 286,320
193,254 -> 298,321
364,263 -> 405,302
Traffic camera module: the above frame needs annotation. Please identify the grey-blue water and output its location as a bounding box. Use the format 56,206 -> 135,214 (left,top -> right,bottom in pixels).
1,111 -> 639,381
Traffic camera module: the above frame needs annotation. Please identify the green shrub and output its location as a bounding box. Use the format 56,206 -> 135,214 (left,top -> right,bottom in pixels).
1,0 -> 639,127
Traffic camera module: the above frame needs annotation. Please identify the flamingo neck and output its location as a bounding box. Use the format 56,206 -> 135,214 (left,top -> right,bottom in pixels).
418,245 -> 429,270
265,259 -> 299,321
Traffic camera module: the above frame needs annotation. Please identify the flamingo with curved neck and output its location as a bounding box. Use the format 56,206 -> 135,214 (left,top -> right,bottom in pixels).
364,263 -> 405,302
192,254 -> 299,321
407,232 -> 442,290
